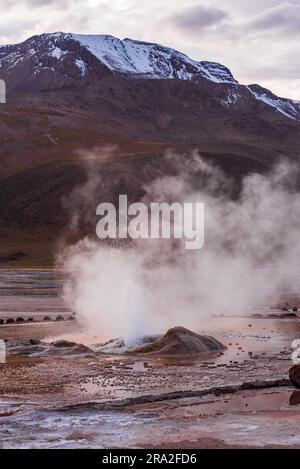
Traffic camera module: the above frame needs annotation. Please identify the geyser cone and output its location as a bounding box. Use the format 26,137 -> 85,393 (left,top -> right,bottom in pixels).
126,326 -> 226,356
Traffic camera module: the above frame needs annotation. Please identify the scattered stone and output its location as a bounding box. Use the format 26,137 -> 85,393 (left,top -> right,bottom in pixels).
29,338 -> 41,345
289,391 -> 300,406
5,318 -> 15,324
16,317 -> 25,323
6,338 -> 94,358
289,365 -> 300,389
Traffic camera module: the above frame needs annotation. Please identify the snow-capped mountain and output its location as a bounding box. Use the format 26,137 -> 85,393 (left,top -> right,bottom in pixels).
0,31 -> 299,122
69,33 -> 237,83
0,32 -> 236,84
247,84 -> 300,121
1,32 -> 300,255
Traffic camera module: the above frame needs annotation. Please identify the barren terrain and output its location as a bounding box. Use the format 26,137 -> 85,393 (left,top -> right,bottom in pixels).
0,270 -> 299,449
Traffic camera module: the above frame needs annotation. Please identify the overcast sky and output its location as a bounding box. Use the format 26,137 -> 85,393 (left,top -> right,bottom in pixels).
0,0 -> 298,99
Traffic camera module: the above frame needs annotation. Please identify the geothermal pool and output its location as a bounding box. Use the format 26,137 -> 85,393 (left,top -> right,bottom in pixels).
0,270 -> 300,448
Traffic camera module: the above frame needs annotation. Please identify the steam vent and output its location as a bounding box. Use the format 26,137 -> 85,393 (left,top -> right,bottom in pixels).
127,326 -> 227,356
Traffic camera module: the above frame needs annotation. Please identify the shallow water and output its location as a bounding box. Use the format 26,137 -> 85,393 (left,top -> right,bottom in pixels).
1,269 -> 300,448
1,388 -> 300,449
0,270 -> 65,297
0,270 -> 68,316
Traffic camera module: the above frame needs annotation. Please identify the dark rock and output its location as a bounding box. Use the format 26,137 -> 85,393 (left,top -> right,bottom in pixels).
289,365 -> 300,388
6,339 -> 46,356
29,338 -> 41,345
50,340 -> 91,354
16,317 -> 25,323
51,340 -> 79,348
289,391 -> 300,406
5,318 -> 15,324
6,338 -> 94,358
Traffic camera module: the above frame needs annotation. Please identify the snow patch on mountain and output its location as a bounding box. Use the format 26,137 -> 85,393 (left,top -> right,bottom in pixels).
248,85 -> 300,120
51,47 -> 66,60
75,58 -> 87,76
67,33 -> 237,83
221,88 -> 240,107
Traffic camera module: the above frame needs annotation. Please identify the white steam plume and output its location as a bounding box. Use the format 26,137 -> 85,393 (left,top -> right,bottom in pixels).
57,151 -> 300,341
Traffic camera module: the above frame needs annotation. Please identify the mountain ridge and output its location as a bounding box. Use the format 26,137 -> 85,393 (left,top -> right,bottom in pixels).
0,32 -> 299,122
0,32 -> 237,84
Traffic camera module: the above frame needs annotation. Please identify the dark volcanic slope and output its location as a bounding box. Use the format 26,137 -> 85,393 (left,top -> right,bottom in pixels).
0,33 -> 300,265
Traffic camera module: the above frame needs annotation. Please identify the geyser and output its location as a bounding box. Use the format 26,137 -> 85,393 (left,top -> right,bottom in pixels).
58,152 -> 300,340
96,326 -> 226,356
125,326 -> 226,356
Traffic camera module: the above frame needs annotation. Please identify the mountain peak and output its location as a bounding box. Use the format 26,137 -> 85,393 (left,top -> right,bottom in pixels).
0,31 -> 299,121
0,31 -> 237,85
70,33 -> 237,83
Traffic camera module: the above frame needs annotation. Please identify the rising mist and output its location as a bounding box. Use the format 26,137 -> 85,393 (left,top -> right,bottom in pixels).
57,150 -> 300,341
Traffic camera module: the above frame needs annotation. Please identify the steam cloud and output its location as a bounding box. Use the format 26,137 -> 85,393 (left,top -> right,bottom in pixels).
57,150 -> 300,342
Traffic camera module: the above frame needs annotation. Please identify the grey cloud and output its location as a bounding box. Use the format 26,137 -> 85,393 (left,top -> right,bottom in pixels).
0,17 -> 39,44
169,4 -> 228,33
1,0 -> 72,9
247,2 -> 300,35
167,2 -> 300,42
0,11 -> 89,45
25,0 -> 72,7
